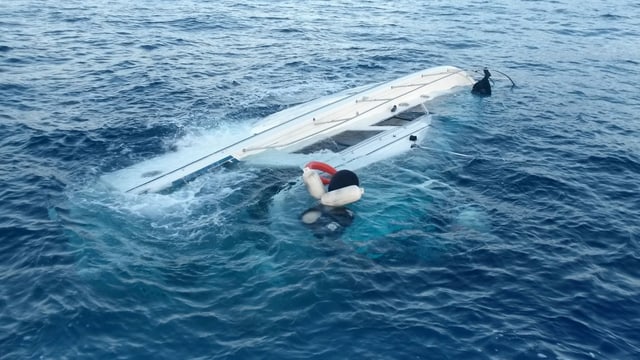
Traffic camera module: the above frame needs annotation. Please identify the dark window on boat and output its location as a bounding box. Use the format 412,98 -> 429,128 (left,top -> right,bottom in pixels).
295,130 -> 384,154
373,106 -> 426,126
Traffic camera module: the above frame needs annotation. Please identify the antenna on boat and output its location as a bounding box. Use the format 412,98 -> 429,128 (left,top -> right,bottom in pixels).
471,68 -> 517,94
492,69 -> 517,88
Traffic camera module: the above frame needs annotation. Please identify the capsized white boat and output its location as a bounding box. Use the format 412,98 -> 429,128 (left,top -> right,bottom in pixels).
100,65 -> 475,194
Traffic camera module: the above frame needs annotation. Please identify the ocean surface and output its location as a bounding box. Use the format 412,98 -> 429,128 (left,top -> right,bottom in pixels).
1,0 -> 639,359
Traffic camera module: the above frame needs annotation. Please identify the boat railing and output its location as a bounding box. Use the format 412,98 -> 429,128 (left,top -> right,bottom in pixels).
241,116 -> 349,153
242,104 -> 430,154
241,71 -> 455,154
312,69 -> 461,126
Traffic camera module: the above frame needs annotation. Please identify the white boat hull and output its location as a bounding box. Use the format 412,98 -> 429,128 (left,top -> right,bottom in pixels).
101,66 -> 474,194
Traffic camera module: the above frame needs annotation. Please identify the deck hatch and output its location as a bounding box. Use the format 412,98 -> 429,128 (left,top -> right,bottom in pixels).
295,130 -> 385,154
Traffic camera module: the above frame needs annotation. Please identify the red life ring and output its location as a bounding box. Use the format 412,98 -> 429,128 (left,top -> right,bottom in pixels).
305,161 -> 337,185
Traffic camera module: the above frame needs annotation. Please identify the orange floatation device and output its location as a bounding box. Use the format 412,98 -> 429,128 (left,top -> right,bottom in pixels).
304,161 -> 337,185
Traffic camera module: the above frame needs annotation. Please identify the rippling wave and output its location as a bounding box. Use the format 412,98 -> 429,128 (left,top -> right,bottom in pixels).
1,0 -> 639,359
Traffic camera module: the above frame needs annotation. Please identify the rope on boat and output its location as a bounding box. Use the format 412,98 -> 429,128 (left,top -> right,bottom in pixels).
472,68 -> 517,88
414,144 -> 509,162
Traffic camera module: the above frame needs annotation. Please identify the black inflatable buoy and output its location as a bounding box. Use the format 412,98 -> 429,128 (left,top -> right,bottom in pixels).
327,169 -> 359,192
471,68 -> 492,97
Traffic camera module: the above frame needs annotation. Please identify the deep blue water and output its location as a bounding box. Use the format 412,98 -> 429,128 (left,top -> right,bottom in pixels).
2,0 -> 640,359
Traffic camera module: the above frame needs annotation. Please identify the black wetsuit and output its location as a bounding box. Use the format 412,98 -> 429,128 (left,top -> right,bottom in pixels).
301,205 -> 354,239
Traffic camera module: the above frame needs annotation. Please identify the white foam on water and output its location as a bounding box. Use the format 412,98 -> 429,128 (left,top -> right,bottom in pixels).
99,122 -> 256,193
451,205 -> 491,234
64,158 -> 266,285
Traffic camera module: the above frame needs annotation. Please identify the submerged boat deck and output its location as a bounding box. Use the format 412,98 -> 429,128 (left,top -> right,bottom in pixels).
294,105 -> 428,154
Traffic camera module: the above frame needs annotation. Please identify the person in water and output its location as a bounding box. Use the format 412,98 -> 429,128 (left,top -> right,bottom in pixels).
301,205 -> 355,238
300,169 -> 359,238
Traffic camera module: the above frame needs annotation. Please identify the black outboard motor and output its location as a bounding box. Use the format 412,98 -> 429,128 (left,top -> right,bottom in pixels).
471,68 -> 492,96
